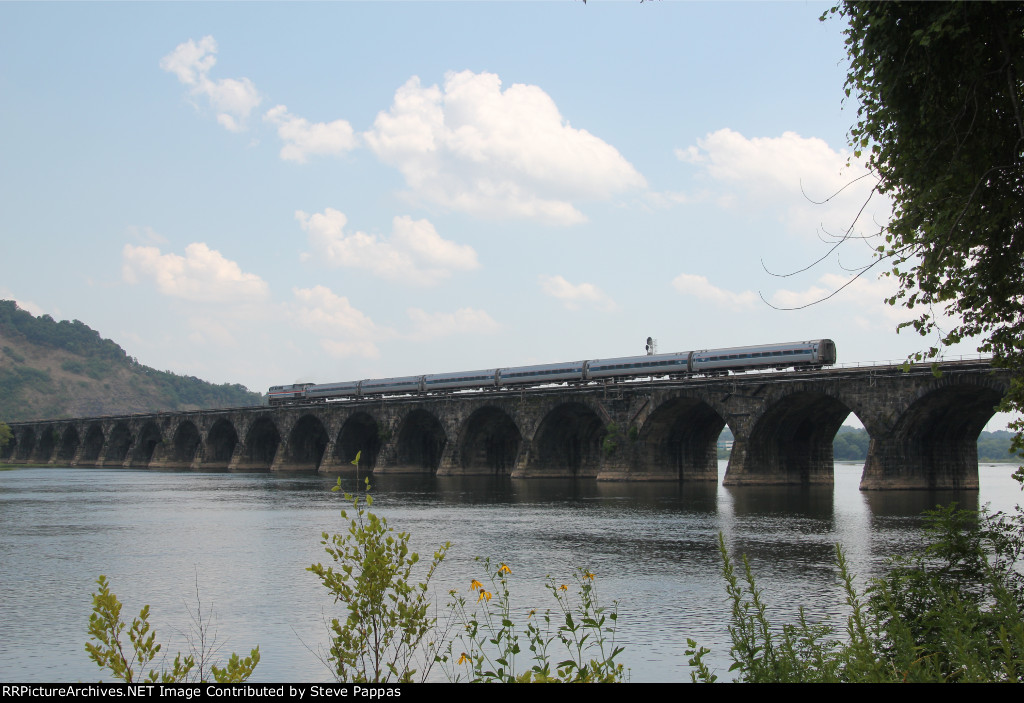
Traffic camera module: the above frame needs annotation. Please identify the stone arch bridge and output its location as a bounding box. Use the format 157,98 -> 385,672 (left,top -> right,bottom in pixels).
1,360 -> 1011,490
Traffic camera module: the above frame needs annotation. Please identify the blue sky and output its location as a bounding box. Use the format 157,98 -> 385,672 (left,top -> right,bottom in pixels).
0,1 -> 1003,426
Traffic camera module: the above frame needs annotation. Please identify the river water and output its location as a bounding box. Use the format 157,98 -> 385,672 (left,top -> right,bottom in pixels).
1,462 -> 1021,683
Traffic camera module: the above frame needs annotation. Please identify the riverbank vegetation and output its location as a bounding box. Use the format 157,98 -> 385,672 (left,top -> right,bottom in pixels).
86,575 -> 260,683
688,505 -> 1024,683
307,478 -> 625,683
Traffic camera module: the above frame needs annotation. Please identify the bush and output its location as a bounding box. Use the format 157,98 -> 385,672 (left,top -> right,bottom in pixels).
85,575 -> 260,683
308,478 -> 450,683
440,559 -> 625,682
690,504 -> 1024,683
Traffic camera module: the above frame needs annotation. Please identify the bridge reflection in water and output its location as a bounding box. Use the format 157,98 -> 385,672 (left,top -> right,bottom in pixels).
2,360 -> 1010,490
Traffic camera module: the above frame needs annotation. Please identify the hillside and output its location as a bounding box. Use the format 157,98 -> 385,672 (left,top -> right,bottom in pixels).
0,301 -> 262,422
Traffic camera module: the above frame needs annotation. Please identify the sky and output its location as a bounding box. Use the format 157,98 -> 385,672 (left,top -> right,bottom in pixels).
0,1 -> 1008,427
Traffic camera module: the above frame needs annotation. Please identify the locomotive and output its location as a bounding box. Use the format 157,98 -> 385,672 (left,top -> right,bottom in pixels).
268,339 -> 836,405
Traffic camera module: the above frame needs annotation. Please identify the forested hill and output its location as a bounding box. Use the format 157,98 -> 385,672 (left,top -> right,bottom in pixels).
0,300 -> 263,422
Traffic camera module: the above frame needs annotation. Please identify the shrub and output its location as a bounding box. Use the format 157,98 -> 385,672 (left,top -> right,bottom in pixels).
441,558 -> 625,682
85,575 -> 259,683
690,504 -> 1024,683
308,478 -> 450,683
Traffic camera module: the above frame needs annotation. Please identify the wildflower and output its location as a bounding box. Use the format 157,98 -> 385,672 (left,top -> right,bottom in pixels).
583,571 -> 595,580
527,608 -> 536,619
470,579 -> 483,591
478,589 -> 492,602
559,584 -> 568,591
498,563 -> 511,575
458,652 -> 469,665
449,589 -> 458,596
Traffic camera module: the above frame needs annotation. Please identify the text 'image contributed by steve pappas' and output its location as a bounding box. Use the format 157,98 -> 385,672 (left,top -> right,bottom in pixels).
2,685 -> 406,700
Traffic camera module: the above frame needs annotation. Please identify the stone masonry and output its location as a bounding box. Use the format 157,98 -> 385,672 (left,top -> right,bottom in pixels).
1,360 -> 1010,490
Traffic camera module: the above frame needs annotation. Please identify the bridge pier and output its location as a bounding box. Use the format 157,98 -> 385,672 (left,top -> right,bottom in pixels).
857,373 -> 1005,490
860,435 -> 981,490
723,437 -> 836,486
225,443 -> 246,471
317,437 -> 345,472
34,428 -> 57,464
147,440 -> 170,469
69,439 -> 85,467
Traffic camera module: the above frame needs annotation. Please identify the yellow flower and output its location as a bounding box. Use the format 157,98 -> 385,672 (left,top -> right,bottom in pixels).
583,571 -> 595,581
478,589 -> 492,602
527,608 -> 537,619
559,584 -> 568,592
498,563 -> 511,575
458,652 -> 469,665
470,579 -> 483,591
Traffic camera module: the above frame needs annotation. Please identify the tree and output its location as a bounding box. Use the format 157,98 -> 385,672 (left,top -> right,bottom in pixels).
825,2 -> 1024,475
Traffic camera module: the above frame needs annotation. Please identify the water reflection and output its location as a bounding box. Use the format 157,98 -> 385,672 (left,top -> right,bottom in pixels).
0,462 -> 1018,682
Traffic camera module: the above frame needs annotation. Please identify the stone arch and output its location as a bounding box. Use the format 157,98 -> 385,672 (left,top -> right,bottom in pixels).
285,414 -> 329,471
130,421 -> 163,467
204,418 -> 239,469
58,425 -> 80,463
728,390 -> 855,485
240,416 -> 281,470
458,406 -> 522,474
35,426 -> 58,463
105,422 -> 134,465
395,409 -> 447,473
81,423 -> 105,465
861,380 -> 1005,490
15,427 -> 36,461
336,412 -> 381,470
527,402 -> 606,477
636,397 -> 726,480
168,420 -> 202,467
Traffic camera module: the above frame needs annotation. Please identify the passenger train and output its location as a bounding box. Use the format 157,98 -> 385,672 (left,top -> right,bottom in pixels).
268,339 -> 837,405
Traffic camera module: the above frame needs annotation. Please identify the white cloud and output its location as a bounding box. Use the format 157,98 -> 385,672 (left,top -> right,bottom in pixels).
186,316 -> 238,347
769,272 -> 908,329
160,36 -> 261,132
125,225 -> 168,246
643,190 -> 694,209
671,273 -> 759,311
406,307 -> 499,340
263,105 -> 357,163
297,208 -> 479,285
291,285 -> 384,359
539,274 -> 617,312
677,128 -> 890,239
122,242 -> 270,303
364,71 -> 646,225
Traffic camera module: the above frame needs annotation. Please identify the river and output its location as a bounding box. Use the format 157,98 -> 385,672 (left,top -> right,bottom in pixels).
1,462 -> 1020,682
